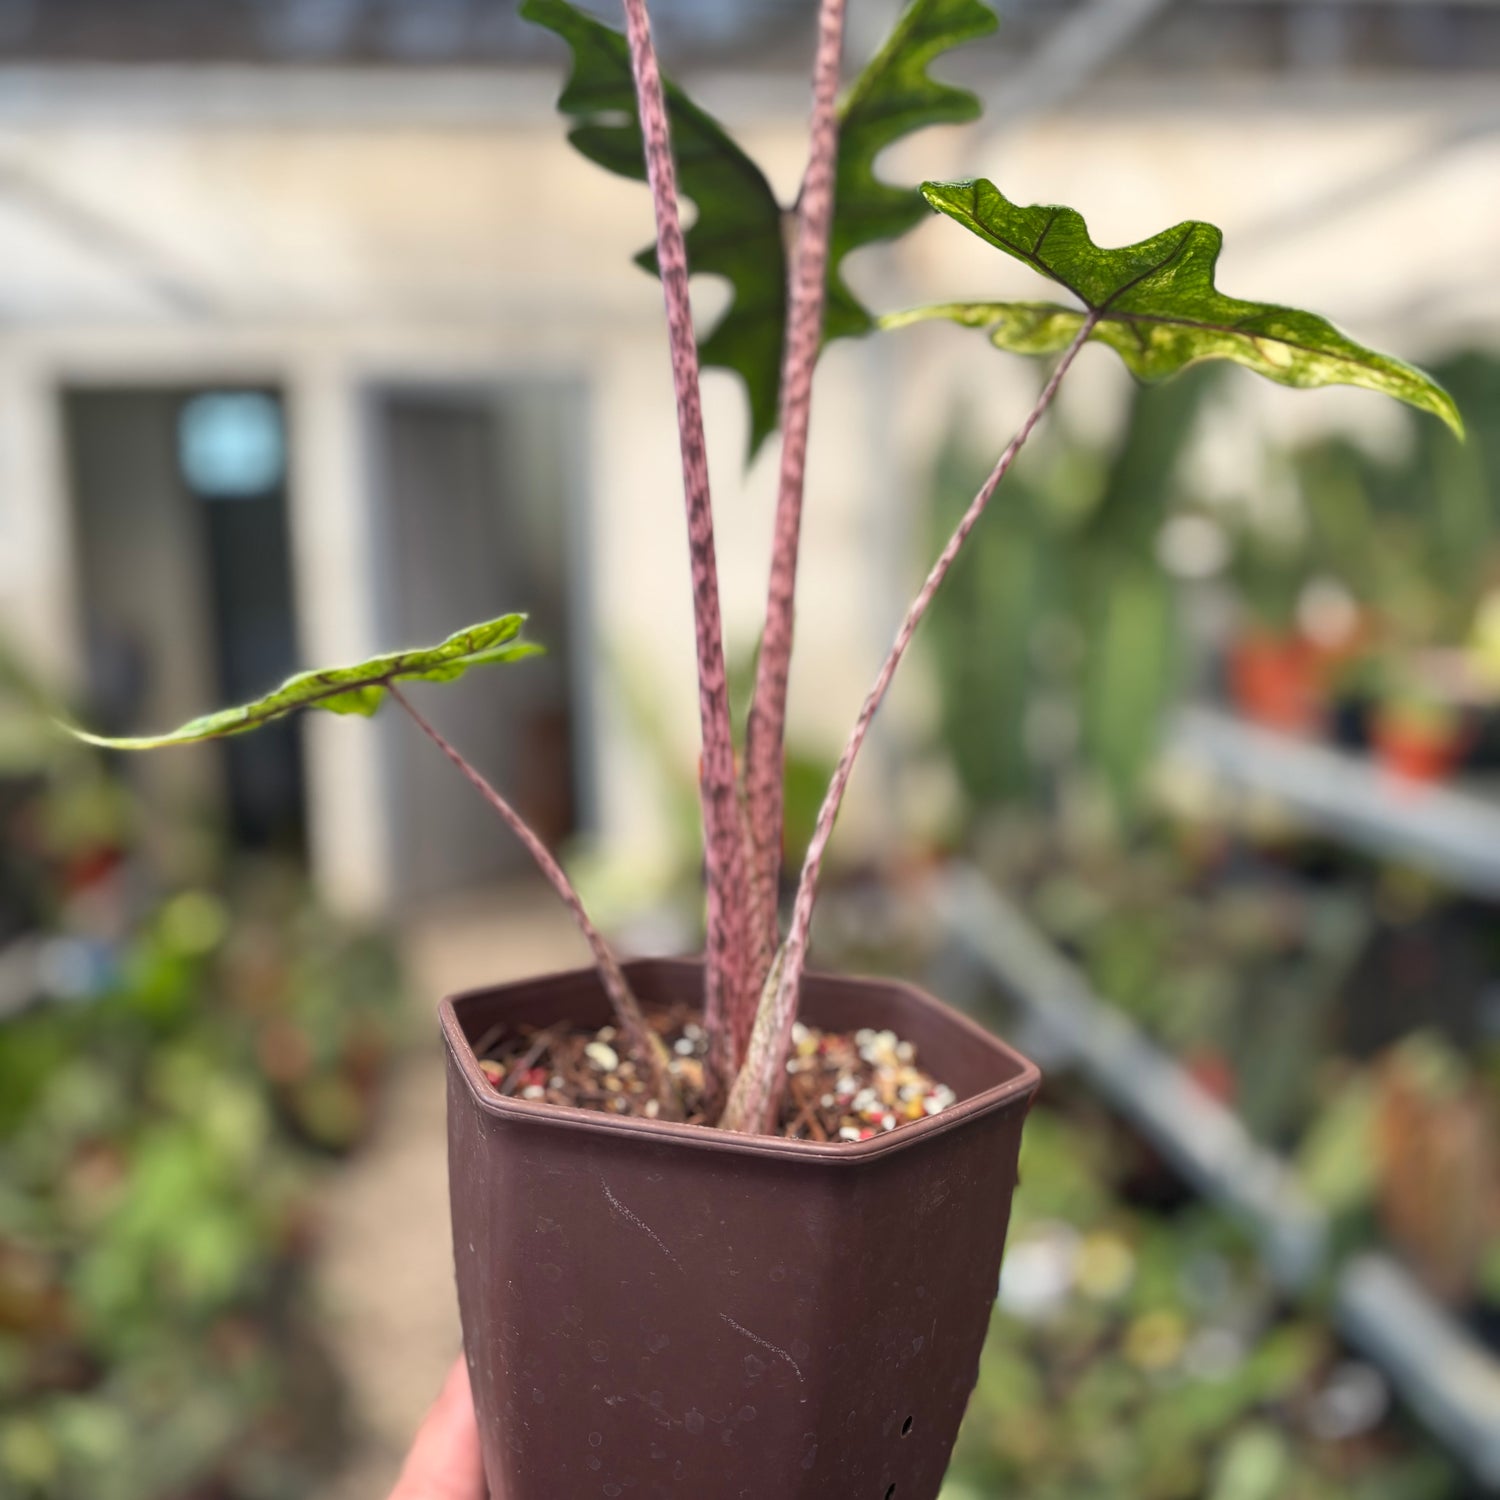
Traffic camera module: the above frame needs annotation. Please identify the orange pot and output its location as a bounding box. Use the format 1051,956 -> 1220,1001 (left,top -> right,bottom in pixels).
1372,717 -> 1468,784
1228,633 -> 1323,734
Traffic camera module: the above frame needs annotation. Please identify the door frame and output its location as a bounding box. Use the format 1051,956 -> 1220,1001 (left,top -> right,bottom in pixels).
359,372 -> 600,895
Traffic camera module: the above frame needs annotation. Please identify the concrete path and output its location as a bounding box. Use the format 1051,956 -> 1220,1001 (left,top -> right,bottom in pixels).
319,885 -> 586,1498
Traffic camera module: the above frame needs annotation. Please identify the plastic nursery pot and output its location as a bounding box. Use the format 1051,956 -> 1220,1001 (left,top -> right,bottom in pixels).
441,957 -> 1039,1500
1226,630 -> 1324,734
1372,714 -> 1470,784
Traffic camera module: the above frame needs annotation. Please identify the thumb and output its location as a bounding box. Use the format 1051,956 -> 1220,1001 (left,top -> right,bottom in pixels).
389,1356 -> 487,1500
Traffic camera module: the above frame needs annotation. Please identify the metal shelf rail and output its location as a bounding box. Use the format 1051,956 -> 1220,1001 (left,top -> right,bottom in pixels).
932,865 -> 1500,1490
1165,706 -> 1500,900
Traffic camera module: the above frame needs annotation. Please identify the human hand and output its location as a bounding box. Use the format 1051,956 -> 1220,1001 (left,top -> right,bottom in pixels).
389,1356 -> 487,1500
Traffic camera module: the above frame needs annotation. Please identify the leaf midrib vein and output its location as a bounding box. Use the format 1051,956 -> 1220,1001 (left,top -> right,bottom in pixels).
962,209 -> 1090,308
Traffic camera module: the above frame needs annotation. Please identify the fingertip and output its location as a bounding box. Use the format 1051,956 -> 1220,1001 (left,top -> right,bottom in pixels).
438,1351 -> 475,1411
390,1354 -> 486,1500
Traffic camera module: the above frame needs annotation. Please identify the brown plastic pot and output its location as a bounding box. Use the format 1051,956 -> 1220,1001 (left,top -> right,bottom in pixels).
441,957 -> 1039,1500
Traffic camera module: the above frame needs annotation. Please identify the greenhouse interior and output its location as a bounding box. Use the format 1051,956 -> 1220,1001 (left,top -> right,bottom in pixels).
1,1 -> 1499,1497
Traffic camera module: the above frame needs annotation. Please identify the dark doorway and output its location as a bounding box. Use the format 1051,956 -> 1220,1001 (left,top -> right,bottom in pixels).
369,380 -> 587,901
62,384 -> 306,858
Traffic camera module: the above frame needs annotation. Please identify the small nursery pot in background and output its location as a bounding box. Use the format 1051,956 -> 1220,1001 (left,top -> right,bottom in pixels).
1372,703 -> 1471,784
1227,630 -> 1325,735
442,958 -> 1039,1500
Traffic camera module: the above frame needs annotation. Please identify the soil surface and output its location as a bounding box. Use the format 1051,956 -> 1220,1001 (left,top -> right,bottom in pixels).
475,1009 -> 958,1142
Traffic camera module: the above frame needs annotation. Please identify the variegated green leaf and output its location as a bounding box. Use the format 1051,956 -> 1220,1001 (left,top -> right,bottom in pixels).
65,616 -> 540,749
884,178 -> 1462,436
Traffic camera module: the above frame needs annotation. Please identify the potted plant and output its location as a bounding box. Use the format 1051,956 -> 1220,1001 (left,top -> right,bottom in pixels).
1221,515 -> 1328,734
1372,688 -> 1470,784
69,0 -> 1460,1492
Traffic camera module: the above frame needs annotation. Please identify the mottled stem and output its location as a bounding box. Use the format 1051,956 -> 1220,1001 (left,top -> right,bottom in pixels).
620,0 -> 752,1099
389,684 -> 678,1113
722,316 -> 1099,1133
740,0 -> 848,1031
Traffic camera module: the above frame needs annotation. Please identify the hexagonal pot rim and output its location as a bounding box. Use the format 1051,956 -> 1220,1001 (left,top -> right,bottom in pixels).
439,954 -> 1040,1159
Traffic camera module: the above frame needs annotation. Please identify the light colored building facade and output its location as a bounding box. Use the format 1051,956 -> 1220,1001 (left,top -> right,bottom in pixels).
0,4 -> 1496,914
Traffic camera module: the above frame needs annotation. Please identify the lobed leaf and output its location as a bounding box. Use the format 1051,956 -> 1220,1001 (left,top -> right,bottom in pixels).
827,0 -> 997,340
64,616 -> 541,749
523,0 -> 997,455
885,178 -> 1462,436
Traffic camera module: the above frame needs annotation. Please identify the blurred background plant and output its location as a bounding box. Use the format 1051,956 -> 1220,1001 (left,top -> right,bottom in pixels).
1223,353 -> 1500,773
942,1104 -> 1458,1500
0,651 -> 403,1500
924,351 -> 1500,821
923,366 -> 1220,825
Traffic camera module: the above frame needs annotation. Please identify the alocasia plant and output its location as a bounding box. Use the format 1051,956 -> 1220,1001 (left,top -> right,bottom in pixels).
69,0 -> 1460,1138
